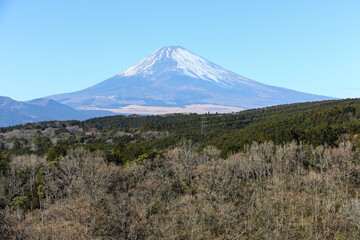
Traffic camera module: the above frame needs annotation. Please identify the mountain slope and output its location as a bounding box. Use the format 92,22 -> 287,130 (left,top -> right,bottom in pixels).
0,97 -> 114,127
49,46 -> 332,113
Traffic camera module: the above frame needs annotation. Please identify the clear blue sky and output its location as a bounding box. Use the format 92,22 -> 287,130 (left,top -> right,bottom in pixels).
0,0 -> 359,101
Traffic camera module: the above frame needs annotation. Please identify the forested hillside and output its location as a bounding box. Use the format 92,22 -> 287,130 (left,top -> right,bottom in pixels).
2,98 -> 360,163
1,98 -> 360,239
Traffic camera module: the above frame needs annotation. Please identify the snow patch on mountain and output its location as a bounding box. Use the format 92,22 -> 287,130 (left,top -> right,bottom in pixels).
84,104 -> 244,115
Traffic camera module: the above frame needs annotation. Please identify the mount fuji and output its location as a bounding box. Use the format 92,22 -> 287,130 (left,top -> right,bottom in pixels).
49,46 -> 332,114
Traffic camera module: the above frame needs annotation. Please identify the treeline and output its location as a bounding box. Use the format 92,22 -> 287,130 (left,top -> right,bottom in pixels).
2,98 -> 360,166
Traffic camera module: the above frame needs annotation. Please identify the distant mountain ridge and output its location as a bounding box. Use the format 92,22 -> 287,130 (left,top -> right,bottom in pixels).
48,46 -> 332,114
0,96 -> 114,127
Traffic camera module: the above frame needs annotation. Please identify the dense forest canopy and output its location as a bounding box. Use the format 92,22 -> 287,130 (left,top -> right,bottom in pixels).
1,98 -> 360,239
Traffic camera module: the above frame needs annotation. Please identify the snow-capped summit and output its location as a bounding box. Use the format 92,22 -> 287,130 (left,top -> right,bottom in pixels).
120,46 -> 251,87
48,46 -> 332,114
